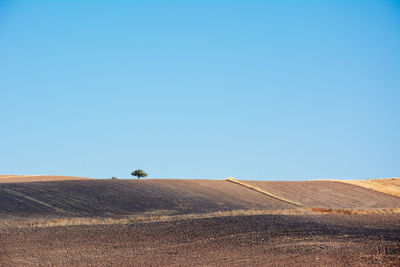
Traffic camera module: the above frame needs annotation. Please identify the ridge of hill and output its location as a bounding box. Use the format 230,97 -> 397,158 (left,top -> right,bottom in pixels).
0,175 -> 92,183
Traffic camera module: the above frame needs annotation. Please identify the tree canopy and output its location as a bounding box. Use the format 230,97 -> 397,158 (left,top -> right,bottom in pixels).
131,169 -> 148,179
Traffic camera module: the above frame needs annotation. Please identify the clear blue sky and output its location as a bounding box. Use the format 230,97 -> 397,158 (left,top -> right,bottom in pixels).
1,0 -> 399,180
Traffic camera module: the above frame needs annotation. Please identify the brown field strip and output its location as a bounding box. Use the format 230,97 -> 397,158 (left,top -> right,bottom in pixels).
226,177 -> 304,207
2,214 -> 400,266
226,178 -> 400,213
0,179 -> 296,219
0,175 -> 92,183
333,178 -> 400,198
239,179 -> 400,209
1,177 -> 400,229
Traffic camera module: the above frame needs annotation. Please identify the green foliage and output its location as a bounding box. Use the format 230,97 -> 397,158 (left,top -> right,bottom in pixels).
131,169 -> 148,179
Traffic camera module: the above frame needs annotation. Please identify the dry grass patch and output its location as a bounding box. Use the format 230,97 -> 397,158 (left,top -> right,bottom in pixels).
1,208 -> 399,229
309,207 -> 400,215
0,209 -> 310,228
334,178 -> 400,198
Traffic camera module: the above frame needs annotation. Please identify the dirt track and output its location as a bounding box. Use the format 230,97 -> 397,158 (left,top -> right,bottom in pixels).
244,180 -> 400,208
1,214 -> 399,266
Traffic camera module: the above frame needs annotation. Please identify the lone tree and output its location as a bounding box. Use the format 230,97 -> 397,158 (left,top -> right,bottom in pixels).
131,169 -> 148,179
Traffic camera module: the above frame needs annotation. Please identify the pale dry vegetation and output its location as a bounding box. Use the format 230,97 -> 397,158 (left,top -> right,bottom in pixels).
2,207 -> 399,229
0,208 -> 310,228
309,207 -> 400,215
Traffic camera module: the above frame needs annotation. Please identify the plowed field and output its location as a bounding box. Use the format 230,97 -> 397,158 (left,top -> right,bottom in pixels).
1,214 -> 399,266
337,178 -> 400,198
244,180 -> 400,208
0,179 -> 296,219
1,176 -> 399,266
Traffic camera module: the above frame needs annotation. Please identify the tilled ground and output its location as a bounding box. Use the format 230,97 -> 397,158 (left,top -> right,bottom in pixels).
245,180 -> 400,208
1,214 -> 399,266
0,180 -> 296,219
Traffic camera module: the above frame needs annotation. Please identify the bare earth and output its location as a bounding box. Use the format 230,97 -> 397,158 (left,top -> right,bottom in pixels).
0,179 -> 296,219
336,178 -> 400,198
244,180 -> 400,208
1,214 -> 399,266
0,176 -> 399,266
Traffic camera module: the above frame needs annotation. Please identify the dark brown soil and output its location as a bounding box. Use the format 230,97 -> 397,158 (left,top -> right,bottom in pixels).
1,214 -> 399,266
245,180 -> 400,208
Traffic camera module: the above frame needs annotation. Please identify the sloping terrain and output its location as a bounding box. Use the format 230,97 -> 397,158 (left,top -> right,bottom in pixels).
1,176 -> 400,266
336,177 -> 400,198
243,180 -> 400,209
0,179 -> 296,219
1,177 -> 400,220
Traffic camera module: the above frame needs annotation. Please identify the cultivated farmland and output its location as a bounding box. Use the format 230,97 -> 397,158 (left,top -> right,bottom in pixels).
0,178 -> 296,220
242,180 -> 400,209
336,177 -> 400,198
0,175 -> 399,266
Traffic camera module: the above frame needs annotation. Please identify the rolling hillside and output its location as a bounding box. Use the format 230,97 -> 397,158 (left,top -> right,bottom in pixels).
1,176 -> 399,266
0,176 -> 399,220
242,180 -> 400,209
0,178 -> 296,219
336,178 -> 400,198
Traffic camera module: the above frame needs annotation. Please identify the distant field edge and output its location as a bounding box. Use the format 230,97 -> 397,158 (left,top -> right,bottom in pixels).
331,177 -> 400,198
0,175 -> 93,183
